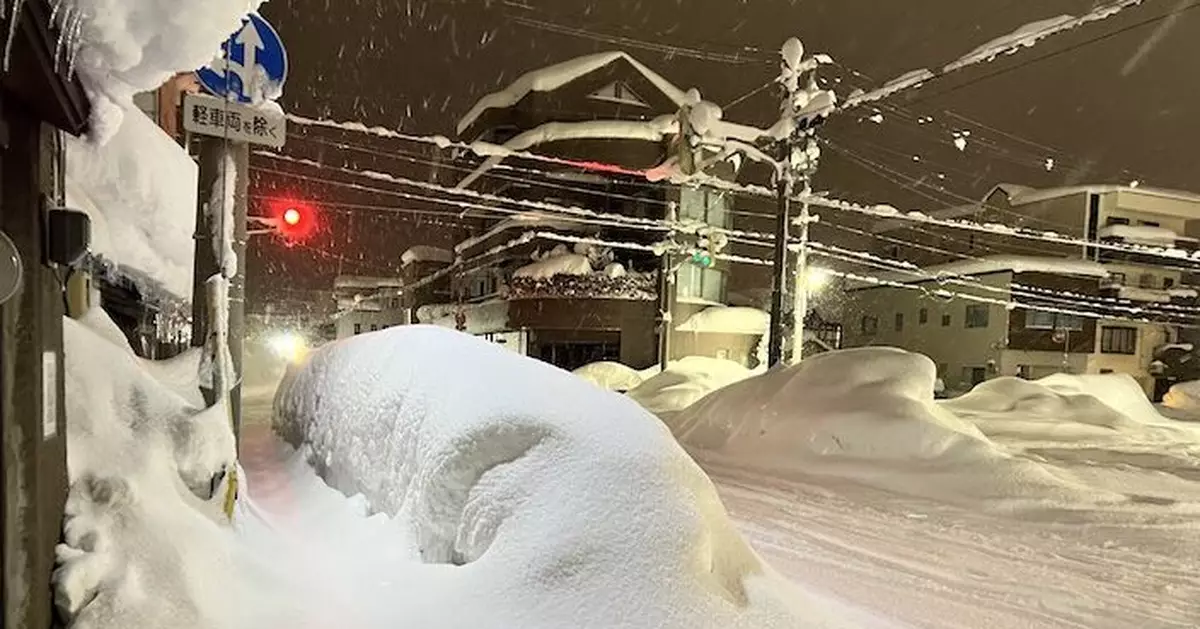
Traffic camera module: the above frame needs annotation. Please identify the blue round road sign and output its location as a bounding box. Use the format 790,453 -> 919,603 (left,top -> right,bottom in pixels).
196,13 -> 288,104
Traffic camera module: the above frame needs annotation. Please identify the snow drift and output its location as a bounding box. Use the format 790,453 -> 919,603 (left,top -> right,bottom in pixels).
665,348 -> 1119,507
55,311 -> 243,629
626,356 -> 754,420
572,361 -> 646,392
274,325 -> 846,628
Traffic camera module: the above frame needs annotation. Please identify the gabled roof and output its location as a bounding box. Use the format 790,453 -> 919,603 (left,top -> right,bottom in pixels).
994,183 -> 1200,207
457,51 -> 688,135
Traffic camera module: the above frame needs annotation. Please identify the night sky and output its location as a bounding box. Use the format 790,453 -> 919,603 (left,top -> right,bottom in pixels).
246,0 -> 1200,313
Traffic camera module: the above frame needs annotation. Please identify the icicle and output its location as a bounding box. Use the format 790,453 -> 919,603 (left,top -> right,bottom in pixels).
3,0 -> 27,72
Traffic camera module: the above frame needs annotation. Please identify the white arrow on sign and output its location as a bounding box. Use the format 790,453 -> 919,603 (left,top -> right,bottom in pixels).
226,20 -> 266,99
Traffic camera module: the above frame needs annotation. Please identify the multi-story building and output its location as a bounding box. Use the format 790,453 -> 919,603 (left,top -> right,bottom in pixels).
402,51 -> 777,371
851,183 -> 1200,396
333,275 -> 409,339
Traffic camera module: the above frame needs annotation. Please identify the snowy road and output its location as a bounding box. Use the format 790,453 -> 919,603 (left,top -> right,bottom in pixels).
707,461 -> 1199,629
237,395 -> 1198,629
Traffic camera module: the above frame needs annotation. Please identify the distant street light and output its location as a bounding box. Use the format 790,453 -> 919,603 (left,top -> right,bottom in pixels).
269,331 -> 307,363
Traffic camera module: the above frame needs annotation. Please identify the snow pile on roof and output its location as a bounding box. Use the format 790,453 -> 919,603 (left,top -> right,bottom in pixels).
627,356 -> 754,419
400,245 -> 454,266
676,306 -> 769,335
273,326 -> 841,628
666,348 -> 1109,506
572,361 -> 646,392
513,252 -> 593,279
56,311 -> 243,629
333,275 -> 405,290
1099,224 -> 1184,244
1004,183 -> 1200,207
63,0 -> 265,141
1116,286 -> 1197,303
416,300 -> 510,335
457,51 -> 687,134
843,69 -> 934,109
66,106 -> 199,301
867,255 -> 1108,287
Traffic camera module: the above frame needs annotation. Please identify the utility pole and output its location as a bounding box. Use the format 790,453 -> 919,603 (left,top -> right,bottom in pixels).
768,37 -> 834,367
658,201 -> 678,370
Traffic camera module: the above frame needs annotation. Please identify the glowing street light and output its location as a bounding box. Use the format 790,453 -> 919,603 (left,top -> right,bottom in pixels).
269,331 -> 308,363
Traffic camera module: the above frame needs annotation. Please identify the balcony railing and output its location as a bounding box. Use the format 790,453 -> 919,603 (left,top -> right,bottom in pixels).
507,273 -> 657,301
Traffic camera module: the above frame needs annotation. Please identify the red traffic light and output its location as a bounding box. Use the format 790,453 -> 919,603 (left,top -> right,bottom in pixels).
268,199 -> 317,243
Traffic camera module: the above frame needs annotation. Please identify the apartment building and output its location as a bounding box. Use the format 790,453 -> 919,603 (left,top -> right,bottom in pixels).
853,183 -> 1200,396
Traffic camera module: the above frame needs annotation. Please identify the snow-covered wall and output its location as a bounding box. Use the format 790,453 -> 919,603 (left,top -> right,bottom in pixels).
66,106 -> 199,301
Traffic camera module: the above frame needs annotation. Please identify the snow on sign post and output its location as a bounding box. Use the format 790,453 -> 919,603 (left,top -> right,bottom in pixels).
185,13 -> 288,148
195,13 -> 288,105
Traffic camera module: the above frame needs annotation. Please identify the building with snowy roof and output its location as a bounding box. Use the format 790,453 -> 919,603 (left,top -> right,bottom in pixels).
401,51 -> 779,371
860,183 -> 1200,397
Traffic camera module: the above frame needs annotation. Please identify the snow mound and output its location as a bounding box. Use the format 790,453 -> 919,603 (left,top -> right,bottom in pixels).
56,313 -> 243,629
67,105 -> 199,300
512,252 -> 592,279
667,348 -> 1109,506
274,326 -> 835,628
627,356 -> 753,419
572,361 -> 645,392
1164,381 -> 1200,415
675,306 -> 769,335
946,374 -> 1195,446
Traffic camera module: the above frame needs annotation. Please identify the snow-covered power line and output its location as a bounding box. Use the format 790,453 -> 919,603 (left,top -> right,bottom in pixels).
841,0 -> 1152,110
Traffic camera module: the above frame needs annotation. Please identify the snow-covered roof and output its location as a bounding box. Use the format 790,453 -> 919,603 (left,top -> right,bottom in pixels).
675,306 -> 769,335
1000,184 -> 1200,207
66,106 -> 198,301
457,51 -> 689,135
454,212 -> 591,254
400,245 -> 454,267
333,275 -> 404,290
860,255 -> 1109,288
513,253 -> 593,280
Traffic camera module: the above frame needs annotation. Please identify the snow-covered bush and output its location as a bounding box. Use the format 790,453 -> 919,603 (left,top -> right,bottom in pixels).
274,326 -> 827,628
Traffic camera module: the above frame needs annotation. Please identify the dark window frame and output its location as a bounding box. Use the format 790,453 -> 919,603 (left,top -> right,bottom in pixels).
964,305 -> 990,329
1100,326 -> 1138,355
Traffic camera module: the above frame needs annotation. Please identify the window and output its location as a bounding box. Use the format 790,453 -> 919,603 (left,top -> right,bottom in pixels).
1017,364 -> 1031,379
941,314 -> 951,327
965,305 -> 990,329
886,244 -> 901,258
587,81 -> 650,108
919,308 -> 929,324
1025,311 -> 1082,331
1106,216 -> 1130,226
1110,271 -> 1126,285
861,316 -> 878,334
370,324 -> 379,332
894,312 -> 904,332
1101,326 -> 1137,355
1139,273 -> 1156,289
1138,220 -> 1160,227
1164,277 -> 1176,289
679,187 -> 731,228
353,323 -> 362,335
1100,369 -> 1115,374
390,298 -> 401,309
676,265 -> 726,302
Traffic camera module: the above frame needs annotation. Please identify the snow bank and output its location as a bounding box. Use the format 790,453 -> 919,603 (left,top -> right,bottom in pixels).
66,105 -> 198,300
64,0 -> 264,140
274,326 -> 841,628
512,252 -> 593,279
56,312 -> 244,629
627,356 -> 753,419
572,361 -> 645,392
665,348 -> 1114,506
676,306 -> 769,335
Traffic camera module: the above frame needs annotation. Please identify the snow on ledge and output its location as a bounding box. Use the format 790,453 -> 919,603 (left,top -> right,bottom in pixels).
400,245 -> 454,266
66,106 -> 198,300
